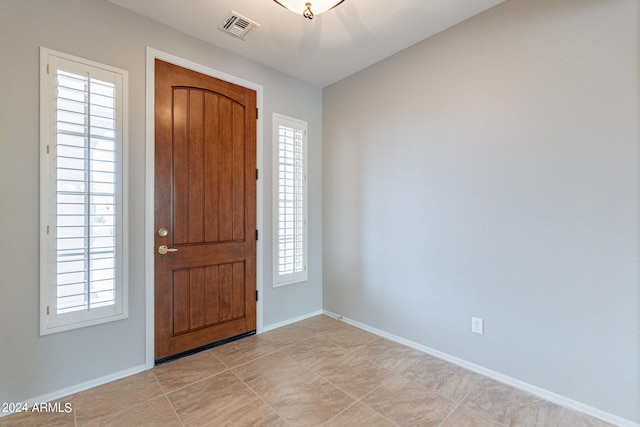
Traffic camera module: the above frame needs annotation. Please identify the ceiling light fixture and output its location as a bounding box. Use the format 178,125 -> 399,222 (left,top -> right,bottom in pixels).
273,0 -> 345,19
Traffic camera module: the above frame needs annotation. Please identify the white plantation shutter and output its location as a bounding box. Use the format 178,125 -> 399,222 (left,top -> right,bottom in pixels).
273,114 -> 308,286
40,48 -> 128,334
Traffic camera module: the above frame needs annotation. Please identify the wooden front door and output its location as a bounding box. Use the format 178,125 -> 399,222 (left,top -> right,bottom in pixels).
154,59 -> 257,361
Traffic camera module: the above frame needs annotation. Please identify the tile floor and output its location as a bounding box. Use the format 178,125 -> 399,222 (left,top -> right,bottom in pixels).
0,315 -> 616,426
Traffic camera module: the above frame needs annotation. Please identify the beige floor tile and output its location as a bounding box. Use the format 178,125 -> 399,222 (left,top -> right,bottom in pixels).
92,395 -> 180,427
153,350 -> 227,392
355,337 -> 426,373
232,351 -> 313,395
362,375 -> 456,426
259,324 -> 311,348
0,400 -> 75,427
204,399 -> 287,427
314,353 -> 393,399
558,408 -> 616,427
285,335 -> 352,370
461,377 -> 513,420
315,323 -> 378,352
401,355 -> 483,402
324,402 -> 396,427
210,334 -> 277,368
73,370 -> 163,426
296,314 -> 346,333
441,405 -> 503,427
168,370 -> 258,427
462,377 -> 563,426
506,402 -> 563,427
8,318 -> 612,427
256,373 -> 355,426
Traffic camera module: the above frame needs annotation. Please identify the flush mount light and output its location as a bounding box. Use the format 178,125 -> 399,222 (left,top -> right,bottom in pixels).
273,0 -> 345,19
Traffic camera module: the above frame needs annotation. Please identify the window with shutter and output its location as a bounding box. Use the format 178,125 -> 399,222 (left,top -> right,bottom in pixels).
273,114 -> 308,287
40,48 -> 128,334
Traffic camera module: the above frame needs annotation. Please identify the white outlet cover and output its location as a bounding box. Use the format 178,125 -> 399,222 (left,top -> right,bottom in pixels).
472,317 -> 484,334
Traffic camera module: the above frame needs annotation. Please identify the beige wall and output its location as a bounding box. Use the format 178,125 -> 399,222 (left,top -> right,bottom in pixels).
323,0 -> 639,423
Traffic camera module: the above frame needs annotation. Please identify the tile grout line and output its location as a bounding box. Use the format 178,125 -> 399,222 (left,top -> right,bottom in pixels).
228,331 -> 364,426
318,400 -> 359,426
163,394 -> 185,427
152,371 -> 185,427
437,400 -> 465,427
354,382 -> 401,427
153,359 -> 233,396
228,368 -> 292,426
309,329 -> 404,426
75,373 -> 167,427
319,348 -> 473,427
450,380 -> 507,426
209,342 -> 281,370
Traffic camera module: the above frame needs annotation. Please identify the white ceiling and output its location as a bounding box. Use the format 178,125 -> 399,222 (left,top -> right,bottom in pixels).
106,0 -> 507,87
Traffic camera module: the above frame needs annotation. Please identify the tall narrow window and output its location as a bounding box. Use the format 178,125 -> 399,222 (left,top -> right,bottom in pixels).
40,48 -> 128,334
273,114 -> 308,287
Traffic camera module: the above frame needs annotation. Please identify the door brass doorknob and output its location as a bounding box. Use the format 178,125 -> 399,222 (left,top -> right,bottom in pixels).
158,245 -> 178,255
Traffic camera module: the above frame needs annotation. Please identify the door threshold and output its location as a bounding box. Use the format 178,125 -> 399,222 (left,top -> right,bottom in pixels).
154,330 -> 256,366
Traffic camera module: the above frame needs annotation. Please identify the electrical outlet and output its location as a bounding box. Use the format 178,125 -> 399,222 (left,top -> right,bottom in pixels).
472,317 -> 483,335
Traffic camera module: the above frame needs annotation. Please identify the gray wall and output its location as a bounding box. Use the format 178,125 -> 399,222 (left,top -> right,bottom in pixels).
323,0 -> 639,423
0,0 -> 322,404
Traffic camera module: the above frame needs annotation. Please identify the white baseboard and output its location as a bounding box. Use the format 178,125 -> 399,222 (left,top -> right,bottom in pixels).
260,309 -> 324,333
322,310 -> 638,427
0,364 -> 147,419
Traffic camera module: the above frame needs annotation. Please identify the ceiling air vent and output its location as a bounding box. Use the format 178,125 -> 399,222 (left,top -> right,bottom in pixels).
218,11 -> 260,40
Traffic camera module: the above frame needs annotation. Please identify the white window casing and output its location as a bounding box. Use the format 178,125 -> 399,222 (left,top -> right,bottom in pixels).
273,113 -> 308,287
40,47 -> 128,335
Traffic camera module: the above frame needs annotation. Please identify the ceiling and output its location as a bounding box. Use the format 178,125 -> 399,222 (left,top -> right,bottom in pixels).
105,0 -> 507,87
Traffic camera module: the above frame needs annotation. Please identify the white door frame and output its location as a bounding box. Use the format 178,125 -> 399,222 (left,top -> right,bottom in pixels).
145,47 -> 264,368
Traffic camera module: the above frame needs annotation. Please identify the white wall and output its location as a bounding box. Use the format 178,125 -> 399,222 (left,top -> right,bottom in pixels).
323,0 -> 639,423
0,0 -> 322,404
